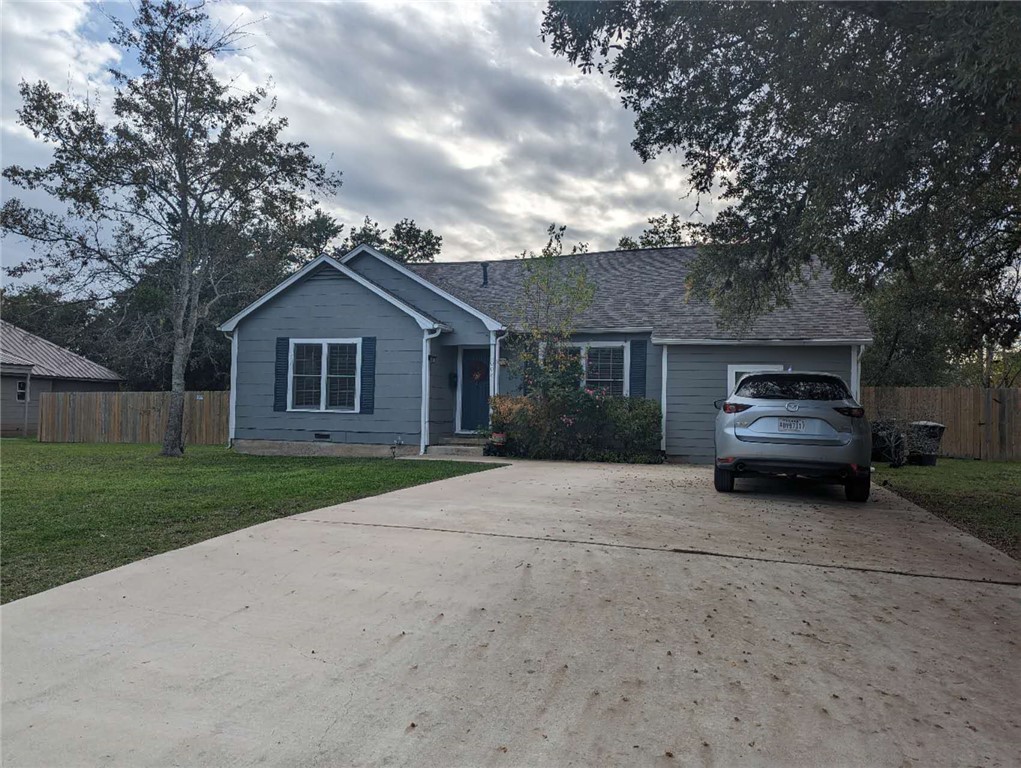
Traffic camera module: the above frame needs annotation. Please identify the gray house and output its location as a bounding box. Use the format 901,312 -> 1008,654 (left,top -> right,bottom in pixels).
1,320 -> 123,437
218,245 -> 871,462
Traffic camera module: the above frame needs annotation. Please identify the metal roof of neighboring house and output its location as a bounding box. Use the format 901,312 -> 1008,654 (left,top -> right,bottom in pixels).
410,247 -> 872,342
0,320 -> 123,381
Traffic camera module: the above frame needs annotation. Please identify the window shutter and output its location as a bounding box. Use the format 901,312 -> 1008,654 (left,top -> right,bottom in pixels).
360,337 -> 376,414
629,340 -> 647,398
274,337 -> 290,411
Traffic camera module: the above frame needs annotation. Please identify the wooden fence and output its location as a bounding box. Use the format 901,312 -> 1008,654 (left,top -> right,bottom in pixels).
861,386 -> 1020,461
38,391 -> 230,445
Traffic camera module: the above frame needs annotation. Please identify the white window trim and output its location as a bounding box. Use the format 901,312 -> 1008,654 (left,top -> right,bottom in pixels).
727,363 -> 784,395
16,379 -> 29,402
287,338 -> 362,413
568,341 -> 631,396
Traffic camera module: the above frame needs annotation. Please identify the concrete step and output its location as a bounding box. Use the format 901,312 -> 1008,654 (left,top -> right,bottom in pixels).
434,435 -> 488,446
427,444 -> 486,457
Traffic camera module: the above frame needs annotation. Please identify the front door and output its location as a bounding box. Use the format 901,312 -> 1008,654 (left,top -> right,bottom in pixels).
460,348 -> 490,432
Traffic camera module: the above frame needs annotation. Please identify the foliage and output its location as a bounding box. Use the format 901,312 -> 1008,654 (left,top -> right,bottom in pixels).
0,440 -> 495,603
504,224 -> 593,396
543,2 -> 1021,378
491,392 -> 662,463
618,214 -> 692,250
1,0 -> 341,455
338,215 -> 443,263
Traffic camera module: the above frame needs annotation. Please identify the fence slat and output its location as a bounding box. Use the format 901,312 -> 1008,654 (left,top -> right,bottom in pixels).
38,391 -> 229,445
862,386 -> 1019,460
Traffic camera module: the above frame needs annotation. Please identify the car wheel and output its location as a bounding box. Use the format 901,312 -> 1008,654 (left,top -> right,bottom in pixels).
845,476 -> 870,502
714,466 -> 735,493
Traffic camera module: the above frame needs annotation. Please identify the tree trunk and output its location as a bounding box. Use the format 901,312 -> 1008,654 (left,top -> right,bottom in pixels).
161,205 -> 193,457
160,319 -> 189,457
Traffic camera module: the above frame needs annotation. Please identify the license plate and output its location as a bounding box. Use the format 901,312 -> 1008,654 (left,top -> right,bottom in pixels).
778,417 -> 807,433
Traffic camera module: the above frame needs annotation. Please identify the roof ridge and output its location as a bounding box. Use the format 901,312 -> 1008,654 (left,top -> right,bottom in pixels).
0,319 -> 123,380
413,246 -> 699,268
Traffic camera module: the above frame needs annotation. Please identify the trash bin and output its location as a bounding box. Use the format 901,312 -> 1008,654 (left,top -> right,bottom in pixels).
907,421 -> 945,466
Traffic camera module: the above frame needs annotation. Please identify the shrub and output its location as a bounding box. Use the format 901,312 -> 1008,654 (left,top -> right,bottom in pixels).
490,391 -> 662,463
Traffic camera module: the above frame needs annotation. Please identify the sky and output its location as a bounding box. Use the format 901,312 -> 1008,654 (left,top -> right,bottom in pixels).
0,0 -> 712,280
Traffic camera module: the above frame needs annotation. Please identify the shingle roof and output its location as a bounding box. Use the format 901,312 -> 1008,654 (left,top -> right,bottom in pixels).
410,247 -> 872,341
0,321 -> 123,381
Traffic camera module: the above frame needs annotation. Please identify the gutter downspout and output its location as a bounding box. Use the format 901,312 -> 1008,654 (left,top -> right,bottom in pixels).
223,329 -> 238,448
421,328 -> 442,455
660,346 -> 667,454
492,330 -> 507,397
851,344 -> 865,401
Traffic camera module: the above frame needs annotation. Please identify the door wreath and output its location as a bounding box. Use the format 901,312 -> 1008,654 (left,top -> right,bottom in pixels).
469,360 -> 488,383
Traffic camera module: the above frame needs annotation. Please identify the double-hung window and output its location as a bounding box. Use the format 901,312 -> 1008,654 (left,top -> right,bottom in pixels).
584,345 -> 626,397
289,339 -> 361,412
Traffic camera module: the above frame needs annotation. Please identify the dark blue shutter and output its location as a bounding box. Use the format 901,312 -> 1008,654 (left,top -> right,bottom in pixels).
360,337 -> 376,414
629,340 -> 647,398
273,337 -> 290,411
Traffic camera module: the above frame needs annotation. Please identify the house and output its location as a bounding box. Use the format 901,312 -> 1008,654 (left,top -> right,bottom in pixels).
0,320 -> 123,437
217,245 -> 871,462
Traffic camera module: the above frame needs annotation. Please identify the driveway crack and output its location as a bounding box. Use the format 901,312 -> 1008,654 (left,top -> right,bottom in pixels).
291,518 -> 1021,587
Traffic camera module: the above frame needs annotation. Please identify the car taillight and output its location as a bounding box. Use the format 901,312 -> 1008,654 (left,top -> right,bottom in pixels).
722,402 -> 752,414
834,406 -> 865,418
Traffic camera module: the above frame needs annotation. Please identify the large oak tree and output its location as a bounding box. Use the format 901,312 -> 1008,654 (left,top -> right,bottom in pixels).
1,0 -> 340,455
544,1 -> 1021,384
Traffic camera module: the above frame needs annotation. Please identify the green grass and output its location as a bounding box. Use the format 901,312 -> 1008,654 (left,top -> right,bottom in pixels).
875,458 -> 1020,559
0,440 -> 495,603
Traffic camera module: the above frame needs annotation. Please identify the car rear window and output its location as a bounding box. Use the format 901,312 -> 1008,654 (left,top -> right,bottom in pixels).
736,374 -> 850,400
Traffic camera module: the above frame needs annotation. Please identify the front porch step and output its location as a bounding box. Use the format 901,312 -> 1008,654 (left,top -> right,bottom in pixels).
427,444 -> 485,457
434,435 -> 488,446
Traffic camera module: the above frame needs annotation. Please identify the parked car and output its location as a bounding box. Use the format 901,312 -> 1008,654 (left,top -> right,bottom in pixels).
713,371 -> 872,502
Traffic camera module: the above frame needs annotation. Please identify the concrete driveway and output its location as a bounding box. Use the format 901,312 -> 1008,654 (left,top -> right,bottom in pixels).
3,461 -> 1019,767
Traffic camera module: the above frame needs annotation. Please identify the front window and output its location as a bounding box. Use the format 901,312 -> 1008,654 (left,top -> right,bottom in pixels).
16,380 -> 28,402
585,346 -> 625,396
290,339 -> 361,411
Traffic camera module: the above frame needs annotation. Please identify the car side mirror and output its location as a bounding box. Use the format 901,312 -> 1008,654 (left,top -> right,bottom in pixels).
713,398 -> 725,410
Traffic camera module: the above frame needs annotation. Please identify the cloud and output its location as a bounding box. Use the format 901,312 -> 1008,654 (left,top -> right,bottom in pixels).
2,0 -> 718,281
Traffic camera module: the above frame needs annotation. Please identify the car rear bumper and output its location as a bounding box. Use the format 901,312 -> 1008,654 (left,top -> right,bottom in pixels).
715,456 -> 870,480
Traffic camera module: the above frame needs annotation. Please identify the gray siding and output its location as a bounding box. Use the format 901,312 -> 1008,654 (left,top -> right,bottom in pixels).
1,376 -> 115,436
428,341 -> 457,438
346,252 -> 492,346
664,345 -> 853,462
235,269 -> 425,445
1,374 -> 47,436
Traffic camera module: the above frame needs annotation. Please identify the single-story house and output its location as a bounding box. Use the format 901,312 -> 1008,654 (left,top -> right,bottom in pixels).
1,320 -> 123,437
217,245 -> 871,462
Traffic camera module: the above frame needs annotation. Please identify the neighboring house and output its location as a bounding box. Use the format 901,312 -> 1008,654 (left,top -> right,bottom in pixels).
218,245 -> 871,462
0,321 -> 123,437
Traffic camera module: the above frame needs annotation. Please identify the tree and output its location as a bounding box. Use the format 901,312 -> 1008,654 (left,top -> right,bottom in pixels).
617,214 -> 691,250
338,216 -> 442,263
1,0 -> 341,455
506,224 -> 593,396
543,2 -> 1021,376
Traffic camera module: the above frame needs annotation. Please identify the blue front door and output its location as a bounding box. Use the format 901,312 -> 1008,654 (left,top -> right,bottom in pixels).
460,348 -> 490,432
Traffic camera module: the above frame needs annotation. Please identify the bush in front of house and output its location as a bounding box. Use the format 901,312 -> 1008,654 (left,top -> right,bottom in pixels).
491,390 -> 663,463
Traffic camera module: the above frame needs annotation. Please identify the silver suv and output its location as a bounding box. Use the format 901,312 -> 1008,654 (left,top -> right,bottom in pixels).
713,371 -> 872,502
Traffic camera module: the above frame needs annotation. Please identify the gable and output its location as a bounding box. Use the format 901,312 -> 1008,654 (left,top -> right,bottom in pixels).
343,248 -> 498,345
218,254 -> 443,333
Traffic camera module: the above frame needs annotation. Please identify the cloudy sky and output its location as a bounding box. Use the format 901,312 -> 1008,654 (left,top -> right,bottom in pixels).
1,0 -> 709,276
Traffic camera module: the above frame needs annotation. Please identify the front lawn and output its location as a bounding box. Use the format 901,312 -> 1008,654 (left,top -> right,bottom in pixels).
0,441 -> 495,603
875,458 -> 1020,559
